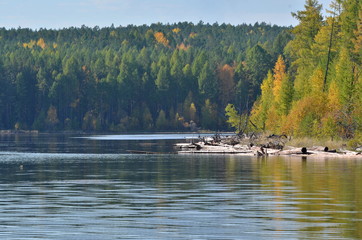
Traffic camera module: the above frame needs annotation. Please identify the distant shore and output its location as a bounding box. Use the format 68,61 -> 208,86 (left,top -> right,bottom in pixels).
0,130 -> 39,135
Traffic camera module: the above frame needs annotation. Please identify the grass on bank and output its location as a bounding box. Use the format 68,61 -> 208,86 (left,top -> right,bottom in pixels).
246,131 -> 361,151
286,135 -> 362,151
287,137 -> 347,149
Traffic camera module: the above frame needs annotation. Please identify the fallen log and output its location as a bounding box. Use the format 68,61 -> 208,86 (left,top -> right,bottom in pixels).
277,147 -> 311,155
192,142 -> 202,150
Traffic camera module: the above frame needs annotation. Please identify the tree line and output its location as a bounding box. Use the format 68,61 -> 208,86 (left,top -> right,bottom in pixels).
0,22 -> 290,131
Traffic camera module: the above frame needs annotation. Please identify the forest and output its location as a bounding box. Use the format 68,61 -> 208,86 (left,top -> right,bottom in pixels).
0,0 -> 361,144
227,0 -> 362,144
0,21 -> 290,132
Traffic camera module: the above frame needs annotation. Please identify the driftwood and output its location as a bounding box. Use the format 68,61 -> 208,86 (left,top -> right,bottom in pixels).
192,142 -> 202,150
175,134 -> 362,157
256,147 -> 269,156
277,147 -> 311,155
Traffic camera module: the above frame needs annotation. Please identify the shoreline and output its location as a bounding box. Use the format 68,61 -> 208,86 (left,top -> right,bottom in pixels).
175,136 -> 362,158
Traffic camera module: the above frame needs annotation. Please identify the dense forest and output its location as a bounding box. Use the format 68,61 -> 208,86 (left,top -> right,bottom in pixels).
1,0 -> 360,144
228,0 -> 361,143
0,21 -> 290,132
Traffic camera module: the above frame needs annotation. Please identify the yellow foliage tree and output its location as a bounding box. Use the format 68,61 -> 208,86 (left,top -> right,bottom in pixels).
189,103 -> 197,122
110,30 -> 117,37
37,38 -> 47,49
189,32 -> 197,38
250,71 -> 274,130
154,32 -> 169,47
272,55 -> 286,103
177,43 -> 189,51
265,105 -> 280,133
263,56 -> 290,133
353,6 -> 362,57
335,47 -> 355,106
23,40 -> 36,49
172,28 -> 181,34
327,79 -> 341,112
282,94 -> 327,137
309,67 -> 324,95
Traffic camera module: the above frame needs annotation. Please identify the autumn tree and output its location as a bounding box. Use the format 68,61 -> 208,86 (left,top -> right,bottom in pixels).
250,71 -> 274,130
272,55 -> 287,104
285,0 -> 323,99
154,32 -> 169,47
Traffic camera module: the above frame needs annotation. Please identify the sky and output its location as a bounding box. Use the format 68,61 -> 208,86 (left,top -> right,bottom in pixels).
0,0 -> 333,29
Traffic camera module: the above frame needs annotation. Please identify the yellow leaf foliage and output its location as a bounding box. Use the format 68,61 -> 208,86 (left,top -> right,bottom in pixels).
189,103 -> 197,121
23,40 -> 36,49
265,106 -> 280,133
327,79 -> 341,112
172,28 -> 181,34
37,38 -> 47,49
250,71 -> 274,130
189,32 -> 197,38
320,114 -> 339,139
177,43 -> 189,51
272,55 -> 286,103
310,67 -> 324,95
353,6 -> 362,55
154,32 -> 169,47
281,94 -> 327,137
110,30 -> 117,37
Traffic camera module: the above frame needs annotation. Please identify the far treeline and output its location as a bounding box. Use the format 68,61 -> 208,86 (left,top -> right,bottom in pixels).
0,21 -> 290,132
227,0 -> 362,144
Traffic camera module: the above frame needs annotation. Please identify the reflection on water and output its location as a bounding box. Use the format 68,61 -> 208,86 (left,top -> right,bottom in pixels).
0,134 -> 361,239
80,133 -> 223,141
0,133 -> 184,153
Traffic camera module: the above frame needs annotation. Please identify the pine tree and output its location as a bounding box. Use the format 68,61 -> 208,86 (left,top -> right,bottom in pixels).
201,99 -> 218,130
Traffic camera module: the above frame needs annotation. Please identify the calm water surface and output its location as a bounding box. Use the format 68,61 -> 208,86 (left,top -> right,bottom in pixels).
0,134 -> 361,239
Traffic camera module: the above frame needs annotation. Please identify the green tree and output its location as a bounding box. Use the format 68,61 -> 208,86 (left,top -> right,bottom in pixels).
245,44 -> 273,100
155,66 -> 170,91
335,47 -> 355,106
198,61 -> 217,100
155,110 -> 168,130
201,99 -> 218,130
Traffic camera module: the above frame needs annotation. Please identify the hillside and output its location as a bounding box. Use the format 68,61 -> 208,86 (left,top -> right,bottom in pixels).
0,22 -> 290,131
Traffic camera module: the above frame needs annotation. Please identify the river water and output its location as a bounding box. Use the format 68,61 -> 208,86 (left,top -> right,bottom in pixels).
0,133 -> 361,239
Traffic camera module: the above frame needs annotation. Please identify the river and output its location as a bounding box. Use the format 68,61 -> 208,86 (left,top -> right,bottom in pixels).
0,133 -> 361,239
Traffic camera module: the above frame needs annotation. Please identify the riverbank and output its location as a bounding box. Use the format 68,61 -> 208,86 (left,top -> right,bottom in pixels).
0,130 -> 39,135
175,135 -> 362,158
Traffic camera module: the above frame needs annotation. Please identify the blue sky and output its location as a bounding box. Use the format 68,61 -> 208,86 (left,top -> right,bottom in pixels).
0,0 -> 333,29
